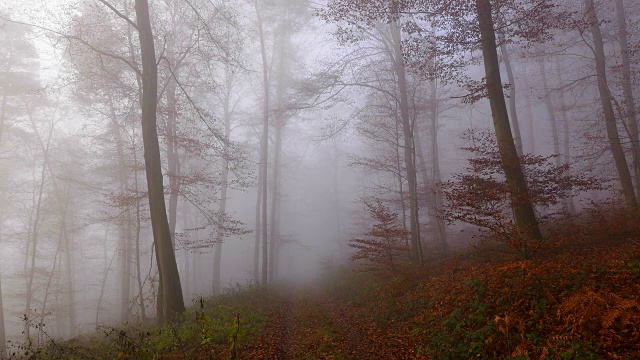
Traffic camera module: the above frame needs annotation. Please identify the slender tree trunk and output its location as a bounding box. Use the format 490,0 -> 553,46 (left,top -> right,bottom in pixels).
109,106 -> 131,323
615,0 -> 640,198
0,93 -> 6,145
524,84 -> 536,155
182,204 -> 191,302
394,113 -> 410,255
538,58 -> 562,166
0,93 -> 5,353
269,19 -> 289,283
0,212 -> 6,358
213,69 -> 233,295
269,124 -> 282,282
586,0 -> 638,211
475,0 -> 543,242
428,78 -> 448,254
163,36 -> 181,313
96,233 -> 118,326
64,226 -> 76,336
500,42 -> 523,156
133,154 -> 146,323
253,166 -> 262,283
255,1 -> 270,285
390,20 -> 423,264
0,272 -> 5,358
165,47 -> 181,250
24,138 -> 50,340
554,61 -> 576,213
135,0 -> 185,321
414,123 -> 433,222
41,222 -> 62,337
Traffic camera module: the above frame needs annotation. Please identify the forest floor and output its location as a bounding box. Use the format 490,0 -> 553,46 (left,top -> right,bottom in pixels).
18,209 -> 640,359
241,286 -> 421,359
235,209 -> 640,359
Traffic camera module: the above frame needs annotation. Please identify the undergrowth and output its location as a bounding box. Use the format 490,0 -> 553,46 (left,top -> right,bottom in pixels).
322,206 -> 640,359
8,284 -> 280,360
9,205 -> 640,359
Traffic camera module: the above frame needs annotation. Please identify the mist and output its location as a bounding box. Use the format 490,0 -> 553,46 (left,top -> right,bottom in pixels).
0,0 -> 639,358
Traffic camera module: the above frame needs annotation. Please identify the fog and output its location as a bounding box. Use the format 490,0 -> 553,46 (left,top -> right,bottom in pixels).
0,0 -> 638,353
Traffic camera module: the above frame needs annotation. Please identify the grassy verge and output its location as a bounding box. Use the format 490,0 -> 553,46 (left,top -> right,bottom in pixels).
14,284 -> 280,360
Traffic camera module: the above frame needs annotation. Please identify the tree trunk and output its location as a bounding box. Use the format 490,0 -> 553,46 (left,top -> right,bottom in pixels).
269,19 -> 289,283
0,216 -> 6,358
109,103 -> 131,323
135,0 -> 185,321
500,42 -> 523,156
390,20 -> 423,264
0,93 -> 6,145
96,235 -> 118,326
524,83 -> 536,155
394,112 -> 410,255
41,215 -> 63,338
475,0 -> 543,242
182,204 -> 191,302
428,78 -> 448,254
0,273 -> 5,358
133,154 -> 146,322
268,126 -> 281,282
538,58 -> 562,167
213,69 -> 233,295
24,138 -> 49,340
165,47 -> 181,250
253,164 -> 263,283
554,61 -> 576,213
255,1 -> 270,285
615,0 -> 640,198
64,225 -> 76,336
586,0 -> 638,211
0,94 -> 5,353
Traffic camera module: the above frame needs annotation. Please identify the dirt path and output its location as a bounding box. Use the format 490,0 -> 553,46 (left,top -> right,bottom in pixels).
242,287 -> 425,359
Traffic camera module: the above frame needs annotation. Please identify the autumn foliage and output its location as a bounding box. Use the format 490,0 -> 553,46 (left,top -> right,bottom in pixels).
441,130 -> 602,258
349,200 -> 409,275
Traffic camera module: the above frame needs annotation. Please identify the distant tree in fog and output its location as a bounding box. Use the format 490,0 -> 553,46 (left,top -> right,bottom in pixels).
0,13 -> 41,355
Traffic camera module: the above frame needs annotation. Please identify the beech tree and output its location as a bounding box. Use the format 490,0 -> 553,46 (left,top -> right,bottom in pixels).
131,0 -> 185,320
441,131 -> 601,258
405,0 -> 561,241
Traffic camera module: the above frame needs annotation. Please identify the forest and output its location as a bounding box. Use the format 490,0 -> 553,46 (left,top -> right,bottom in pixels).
0,0 -> 639,358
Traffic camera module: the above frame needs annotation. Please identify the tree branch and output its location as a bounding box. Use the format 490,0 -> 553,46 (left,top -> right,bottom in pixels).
96,0 -> 139,31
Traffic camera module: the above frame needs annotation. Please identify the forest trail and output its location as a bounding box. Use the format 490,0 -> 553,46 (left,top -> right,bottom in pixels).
242,287 -> 424,360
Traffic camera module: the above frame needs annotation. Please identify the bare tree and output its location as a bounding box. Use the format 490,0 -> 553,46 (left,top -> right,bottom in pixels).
585,0 -> 638,211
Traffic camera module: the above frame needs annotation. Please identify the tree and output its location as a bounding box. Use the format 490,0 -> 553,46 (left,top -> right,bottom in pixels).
583,0 -> 637,212
255,0 -> 270,285
0,13 -> 39,353
441,131 -> 601,258
321,4 -> 424,264
133,0 -> 185,321
614,0 -> 640,198
349,199 -> 408,275
474,0 -> 543,241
